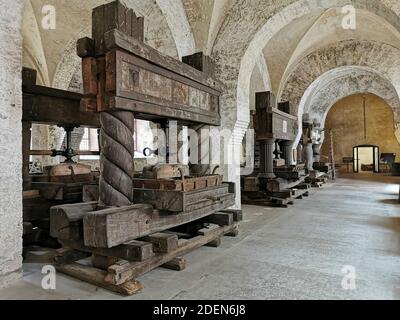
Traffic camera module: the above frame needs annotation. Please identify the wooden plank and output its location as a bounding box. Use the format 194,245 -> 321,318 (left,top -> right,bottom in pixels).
142,164 -> 190,180
133,184 -> 232,212
83,204 -> 153,248
201,212 -> 233,226
110,96 -> 220,126
23,190 -> 40,199
80,97 -> 97,112
82,194 -> 234,248
102,29 -> 224,92
161,257 -> 186,271
220,209 -> 243,222
22,86 -> 100,127
182,52 -> 215,76
24,198 -> 56,222
63,239 -> 154,262
22,67 -> 37,86
141,233 -> 178,253
91,254 -> 119,270
82,58 -> 98,96
96,57 -> 107,111
134,174 -> 222,191
55,263 -> 143,296
197,223 -> 220,235
105,223 -> 237,285
98,48 -> 221,125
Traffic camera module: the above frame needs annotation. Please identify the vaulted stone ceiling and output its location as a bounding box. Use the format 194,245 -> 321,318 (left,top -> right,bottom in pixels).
21,0 -> 400,206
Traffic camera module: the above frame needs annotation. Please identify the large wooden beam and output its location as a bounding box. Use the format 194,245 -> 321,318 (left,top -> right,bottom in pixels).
55,263 -> 143,296
63,239 -> 154,262
105,223 -> 237,285
22,84 -> 100,127
101,47 -> 221,126
50,202 -> 98,241
82,194 -> 235,248
103,29 -> 223,92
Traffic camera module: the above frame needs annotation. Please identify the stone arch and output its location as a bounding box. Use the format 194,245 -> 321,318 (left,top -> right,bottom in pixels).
155,0 -> 196,59
279,40 -> 400,112
52,27 -> 90,90
53,0 -> 189,90
296,66 -> 400,146
210,0 -> 400,207
52,0 -> 196,152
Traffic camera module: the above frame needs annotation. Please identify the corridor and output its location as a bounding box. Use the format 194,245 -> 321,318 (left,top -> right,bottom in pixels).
1,175 -> 399,300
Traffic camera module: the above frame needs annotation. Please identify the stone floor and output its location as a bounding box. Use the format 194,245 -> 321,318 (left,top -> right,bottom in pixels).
0,173 -> 399,300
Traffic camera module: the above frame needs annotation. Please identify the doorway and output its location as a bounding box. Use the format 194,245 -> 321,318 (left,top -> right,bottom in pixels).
353,145 -> 380,173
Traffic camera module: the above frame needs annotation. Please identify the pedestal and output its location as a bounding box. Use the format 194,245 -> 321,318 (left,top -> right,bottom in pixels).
281,141 -> 293,167
302,143 -> 314,172
259,139 -> 276,179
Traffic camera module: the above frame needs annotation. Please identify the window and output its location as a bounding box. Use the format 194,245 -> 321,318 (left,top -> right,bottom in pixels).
80,128 -> 100,160
134,120 -> 154,158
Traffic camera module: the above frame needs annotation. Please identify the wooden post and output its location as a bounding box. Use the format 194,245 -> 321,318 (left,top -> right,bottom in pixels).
259,139 -> 276,178
99,111 -> 135,206
329,129 -> 336,180
89,1 -> 145,207
281,141 -> 293,166
22,121 -> 32,190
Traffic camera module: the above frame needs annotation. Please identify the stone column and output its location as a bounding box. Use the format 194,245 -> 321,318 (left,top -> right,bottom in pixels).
303,143 -> 314,172
259,139 -> 276,178
0,0 -> 24,289
296,142 -> 303,164
281,141 -> 293,166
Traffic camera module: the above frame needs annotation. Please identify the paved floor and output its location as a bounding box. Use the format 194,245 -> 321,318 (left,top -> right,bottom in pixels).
0,173 -> 399,300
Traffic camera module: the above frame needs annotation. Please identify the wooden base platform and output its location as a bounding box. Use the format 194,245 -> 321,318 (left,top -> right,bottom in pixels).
53,211 -> 241,296
242,183 -> 312,208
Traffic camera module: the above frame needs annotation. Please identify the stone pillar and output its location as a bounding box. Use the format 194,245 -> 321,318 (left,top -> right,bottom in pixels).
296,142 -> 303,164
303,143 -> 314,172
259,139 -> 276,179
0,0 -> 24,289
281,141 -> 293,166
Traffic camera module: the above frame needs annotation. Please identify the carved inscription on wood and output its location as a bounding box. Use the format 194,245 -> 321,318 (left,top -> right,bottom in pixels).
105,50 -> 219,122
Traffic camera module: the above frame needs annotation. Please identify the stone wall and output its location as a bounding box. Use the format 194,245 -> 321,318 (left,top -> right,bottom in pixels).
321,93 -> 400,165
0,0 -> 24,288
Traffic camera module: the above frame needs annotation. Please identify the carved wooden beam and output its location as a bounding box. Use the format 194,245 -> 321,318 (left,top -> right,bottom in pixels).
22,68 -> 100,127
